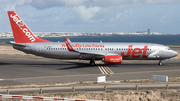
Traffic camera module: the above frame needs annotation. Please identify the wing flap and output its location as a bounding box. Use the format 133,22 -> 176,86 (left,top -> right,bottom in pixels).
79,51 -> 105,56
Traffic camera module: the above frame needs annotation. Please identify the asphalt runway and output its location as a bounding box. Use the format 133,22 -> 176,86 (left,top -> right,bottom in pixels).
0,55 -> 180,86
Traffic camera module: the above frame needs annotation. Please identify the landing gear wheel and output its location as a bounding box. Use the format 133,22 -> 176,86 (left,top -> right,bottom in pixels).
158,63 -> 162,65
158,60 -> 162,66
90,60 -> 95,66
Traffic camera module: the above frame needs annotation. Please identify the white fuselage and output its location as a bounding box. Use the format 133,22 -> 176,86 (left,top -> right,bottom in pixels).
13,42 -> 178,60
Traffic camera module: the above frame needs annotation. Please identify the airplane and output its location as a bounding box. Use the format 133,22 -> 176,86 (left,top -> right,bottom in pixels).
7,11 -> 178,66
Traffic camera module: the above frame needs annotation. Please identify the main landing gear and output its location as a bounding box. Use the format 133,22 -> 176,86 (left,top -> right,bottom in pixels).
158,60 -> 162,66
90,60 -> 95,66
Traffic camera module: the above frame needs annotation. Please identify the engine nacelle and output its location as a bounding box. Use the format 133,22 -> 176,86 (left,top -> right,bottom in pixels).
103,55 -> 122,64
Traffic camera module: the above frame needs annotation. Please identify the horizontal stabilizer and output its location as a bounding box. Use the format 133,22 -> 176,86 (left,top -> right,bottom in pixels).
6,41 -> 26,47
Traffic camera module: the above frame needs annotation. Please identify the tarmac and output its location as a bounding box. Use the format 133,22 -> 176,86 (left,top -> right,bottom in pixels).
0,55 -> 180,86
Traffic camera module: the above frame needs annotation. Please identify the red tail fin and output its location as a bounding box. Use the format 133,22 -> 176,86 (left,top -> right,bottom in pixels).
7,11 -> 51,43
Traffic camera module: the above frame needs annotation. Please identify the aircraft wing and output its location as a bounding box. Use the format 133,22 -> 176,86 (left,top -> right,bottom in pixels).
64,38 -> 106,57
78,51 -> 105,56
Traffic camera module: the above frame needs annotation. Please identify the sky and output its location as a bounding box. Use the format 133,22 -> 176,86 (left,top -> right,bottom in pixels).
0,0 -> 180,34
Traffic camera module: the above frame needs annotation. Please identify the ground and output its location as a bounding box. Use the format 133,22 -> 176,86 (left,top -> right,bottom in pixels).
0,43 -> 180,101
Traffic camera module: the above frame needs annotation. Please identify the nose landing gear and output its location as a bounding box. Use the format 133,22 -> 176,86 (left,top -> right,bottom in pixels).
90,60 -> 95,66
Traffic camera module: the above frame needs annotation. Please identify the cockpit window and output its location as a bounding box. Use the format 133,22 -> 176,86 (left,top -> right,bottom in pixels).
168,48 -> 171,50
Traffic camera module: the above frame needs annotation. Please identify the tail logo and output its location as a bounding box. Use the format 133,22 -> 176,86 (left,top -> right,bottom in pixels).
10,14 -> 24,28
10,14 -> 36,42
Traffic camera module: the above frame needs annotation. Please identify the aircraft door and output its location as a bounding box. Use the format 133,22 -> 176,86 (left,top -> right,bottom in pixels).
36,45 -> 41,53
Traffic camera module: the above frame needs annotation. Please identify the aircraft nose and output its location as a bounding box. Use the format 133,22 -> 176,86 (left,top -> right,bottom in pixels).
172,51 -> 178,57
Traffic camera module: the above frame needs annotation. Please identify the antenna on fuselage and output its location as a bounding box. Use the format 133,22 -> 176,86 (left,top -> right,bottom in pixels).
100,40 -> 102,43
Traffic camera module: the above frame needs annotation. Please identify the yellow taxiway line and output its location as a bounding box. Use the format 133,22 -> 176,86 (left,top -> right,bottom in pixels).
96,61 -> 114,74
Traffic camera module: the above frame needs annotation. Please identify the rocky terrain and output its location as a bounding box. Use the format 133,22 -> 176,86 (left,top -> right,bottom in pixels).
21,89 -> 180,101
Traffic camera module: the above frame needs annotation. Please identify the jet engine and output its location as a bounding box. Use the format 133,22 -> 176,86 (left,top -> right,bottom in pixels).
103,55 -> 122,64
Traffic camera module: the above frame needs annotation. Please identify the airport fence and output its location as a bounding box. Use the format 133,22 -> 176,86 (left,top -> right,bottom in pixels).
0,83 -> 180,101
0,83 -> 180,94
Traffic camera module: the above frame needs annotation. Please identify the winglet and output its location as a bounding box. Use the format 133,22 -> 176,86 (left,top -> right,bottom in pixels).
64,38 -> 75,52
67,38 -> 71,42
